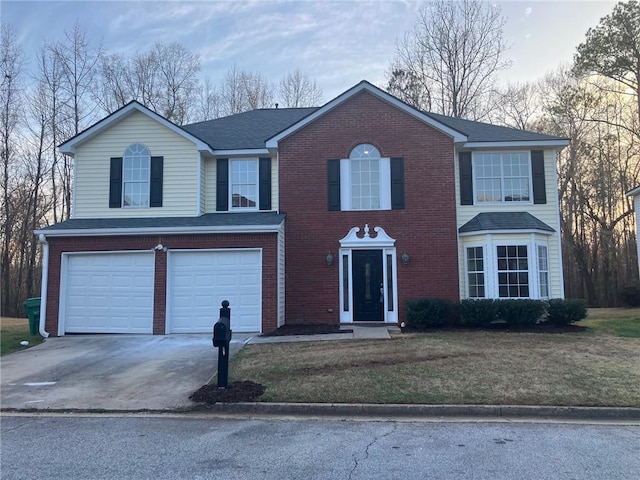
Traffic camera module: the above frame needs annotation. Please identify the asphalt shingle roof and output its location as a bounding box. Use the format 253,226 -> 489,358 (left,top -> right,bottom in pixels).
38,212 -> 285,232
459,212 -> 555,233
424,112 -> 565,143
180,104 -> 564,150
183,108 -> 318,150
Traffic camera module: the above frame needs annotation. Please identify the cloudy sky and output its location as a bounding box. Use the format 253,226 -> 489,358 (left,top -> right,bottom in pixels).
2,0 -> 617,102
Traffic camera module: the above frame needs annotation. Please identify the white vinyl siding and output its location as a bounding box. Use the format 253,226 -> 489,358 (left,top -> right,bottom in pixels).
202,156 -> 278,213
74,111 -> 199,218
456,148 -> 563,299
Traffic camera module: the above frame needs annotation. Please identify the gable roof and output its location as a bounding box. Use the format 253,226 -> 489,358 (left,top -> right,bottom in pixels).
459,212 -> 555,235
58,80 -> 569,157
626,186 -> 640,197
59,101 -> 214,155
265,81 -> 468,148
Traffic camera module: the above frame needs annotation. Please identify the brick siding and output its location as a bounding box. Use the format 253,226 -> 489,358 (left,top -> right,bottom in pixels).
279,90 -> 460,325
44,233 -> 278,336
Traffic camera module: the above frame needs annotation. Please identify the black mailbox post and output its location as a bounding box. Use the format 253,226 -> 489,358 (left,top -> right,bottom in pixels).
212,300 -> 232,388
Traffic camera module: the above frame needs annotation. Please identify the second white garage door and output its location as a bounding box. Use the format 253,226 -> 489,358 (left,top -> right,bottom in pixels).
168,250 -> 262,333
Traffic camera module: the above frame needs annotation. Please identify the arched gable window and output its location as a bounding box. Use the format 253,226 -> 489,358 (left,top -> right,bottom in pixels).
349,144 -> 381,210
123,143 -> 151,207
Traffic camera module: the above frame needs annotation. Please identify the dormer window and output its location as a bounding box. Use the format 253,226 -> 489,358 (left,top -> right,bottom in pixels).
123,144 -> 151,207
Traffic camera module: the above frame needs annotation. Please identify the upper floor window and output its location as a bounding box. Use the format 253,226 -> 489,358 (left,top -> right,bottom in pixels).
474,152 -> 531,203
230,159 -> 258,209
109,145 -> 163,209
215,157 -> 271,212
123,144 -> 151,208
350,144 -> 381,210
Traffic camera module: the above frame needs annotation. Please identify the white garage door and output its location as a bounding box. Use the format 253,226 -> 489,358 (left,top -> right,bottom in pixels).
168,250 -> 261,333
64,252 -> 154,334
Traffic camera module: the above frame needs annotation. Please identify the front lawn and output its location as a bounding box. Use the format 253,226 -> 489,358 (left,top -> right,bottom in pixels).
229,311 -> 640,407
0,317 -> 44,356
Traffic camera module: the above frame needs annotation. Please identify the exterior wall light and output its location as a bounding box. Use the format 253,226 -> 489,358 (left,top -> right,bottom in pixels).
326,252 -> 334,266
401,251 -> 410,265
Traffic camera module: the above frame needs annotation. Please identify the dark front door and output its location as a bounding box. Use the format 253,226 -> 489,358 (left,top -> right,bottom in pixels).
352,249 -> 384,321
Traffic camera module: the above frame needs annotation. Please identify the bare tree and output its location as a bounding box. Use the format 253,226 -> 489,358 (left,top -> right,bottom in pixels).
96,52 -> 131,112
538,67 -> 639,305
279,69 -> 322,107
389,0 -> 510,119
220,66 -> 275,115
97,42 -> 200,124
0,24 -> 23,315
193,76 -> 222,121
491,82 -> 541,130
151,42 -> 200,124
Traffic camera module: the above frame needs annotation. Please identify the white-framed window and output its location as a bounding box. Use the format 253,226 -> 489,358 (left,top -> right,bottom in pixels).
537,244 -> 549,299
466,246 -> 485,298
230,159 -> 258,209
123,143 -> 150,207
340,144 -> 391,211
474,152 -> 531,203
463,237 -> 552,300
350,144 -> 381,210
497,245 -> 529,298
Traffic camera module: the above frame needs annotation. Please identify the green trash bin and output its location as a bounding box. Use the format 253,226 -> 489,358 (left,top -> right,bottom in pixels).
24,297 -> 41,336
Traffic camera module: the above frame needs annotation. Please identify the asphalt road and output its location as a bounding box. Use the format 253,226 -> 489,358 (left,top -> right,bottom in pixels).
2,415 -> 638,480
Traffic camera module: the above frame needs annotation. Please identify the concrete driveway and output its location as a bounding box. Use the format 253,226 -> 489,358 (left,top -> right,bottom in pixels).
0,334 -> 252,411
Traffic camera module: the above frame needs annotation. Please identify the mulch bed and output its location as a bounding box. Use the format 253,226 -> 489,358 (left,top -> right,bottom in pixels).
190,381 -> 266,404
401,323 -> 587,334
261,324 -> 352,337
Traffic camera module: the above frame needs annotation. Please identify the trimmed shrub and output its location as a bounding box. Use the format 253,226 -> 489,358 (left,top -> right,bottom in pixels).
496,299 -> 546,326
546,298 -> 587,325
619,283 -> 640,307
459,299 -> 498,327
406,298 -> 455,329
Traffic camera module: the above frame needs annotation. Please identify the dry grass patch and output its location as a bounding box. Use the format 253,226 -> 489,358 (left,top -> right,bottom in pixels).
231,330 -> 640,406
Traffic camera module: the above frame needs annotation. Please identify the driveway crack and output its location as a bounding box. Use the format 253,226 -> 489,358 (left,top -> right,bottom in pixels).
348,423 -> 397,479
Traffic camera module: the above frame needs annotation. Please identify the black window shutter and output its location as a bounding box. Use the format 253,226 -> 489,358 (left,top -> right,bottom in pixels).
327,159 -> 341,211
390,157 -> 405,210
459,151 -> 473,205
531,150 -> 546,204
149,156 -> 163,207
259,157 -> 272,211
109,157 -> 123,208
216,158 -> 229,211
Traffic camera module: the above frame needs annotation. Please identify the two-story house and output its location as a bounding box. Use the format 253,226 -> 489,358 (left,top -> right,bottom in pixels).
35,81 -> 569,336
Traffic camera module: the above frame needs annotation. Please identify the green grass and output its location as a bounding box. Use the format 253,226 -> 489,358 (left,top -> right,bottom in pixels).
229,312 -> 640,407
579,316 -> 640,338
1,322 -> 44,356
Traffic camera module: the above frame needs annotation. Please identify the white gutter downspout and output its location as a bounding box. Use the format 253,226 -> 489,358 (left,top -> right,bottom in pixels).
37,234 -> 50,338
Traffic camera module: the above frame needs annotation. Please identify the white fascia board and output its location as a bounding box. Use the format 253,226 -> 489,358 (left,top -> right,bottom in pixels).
626,186 -> 640,197
59,102 -> 213,155
265,82 -> 467,148
34,224 -> 282,237
212,149 -> 271,156
458,229 -> 555,237
462,140 -> 570,149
